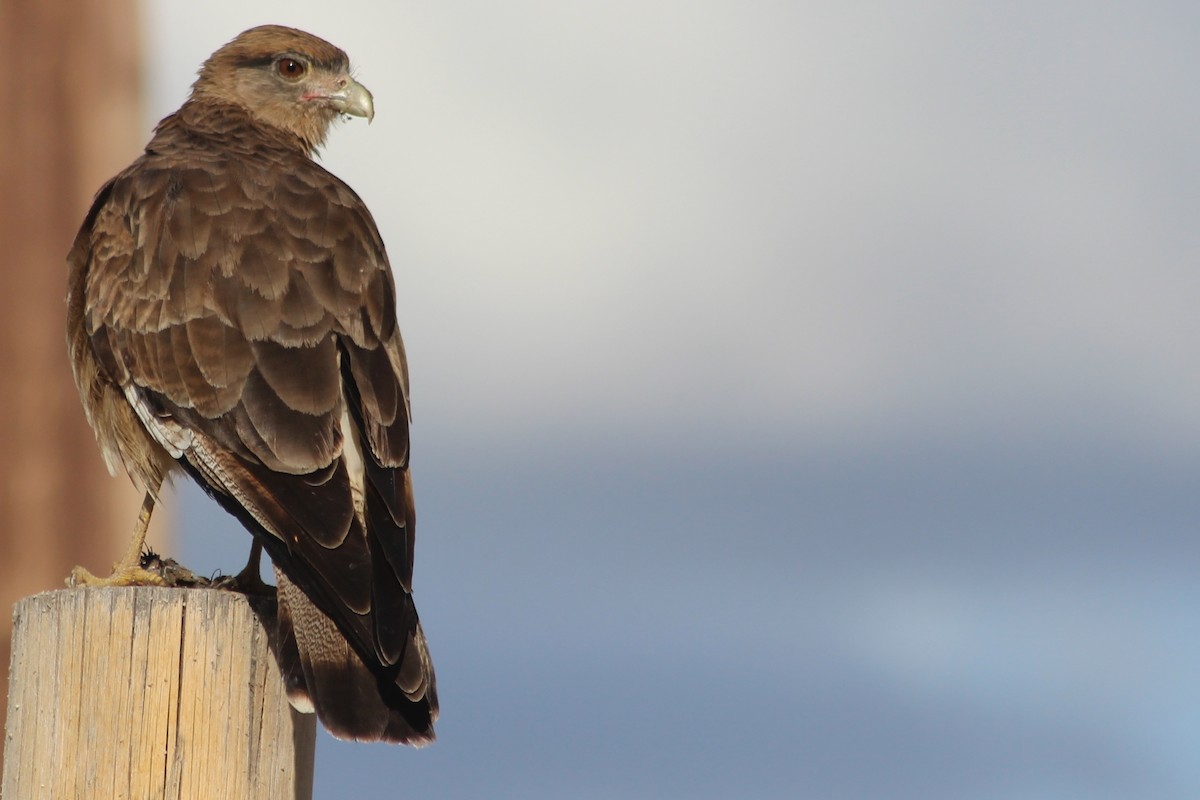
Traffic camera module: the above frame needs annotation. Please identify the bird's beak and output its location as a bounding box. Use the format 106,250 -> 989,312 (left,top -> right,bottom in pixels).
327,78 -> 375,123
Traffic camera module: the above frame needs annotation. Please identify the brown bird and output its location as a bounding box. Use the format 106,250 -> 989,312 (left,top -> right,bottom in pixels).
66,25 -> 437,744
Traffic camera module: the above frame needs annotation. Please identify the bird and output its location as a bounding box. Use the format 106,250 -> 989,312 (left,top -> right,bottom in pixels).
65,25 -> 437,745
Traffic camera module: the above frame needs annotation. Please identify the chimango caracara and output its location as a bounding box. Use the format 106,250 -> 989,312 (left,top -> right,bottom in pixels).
66,25 -> 437,744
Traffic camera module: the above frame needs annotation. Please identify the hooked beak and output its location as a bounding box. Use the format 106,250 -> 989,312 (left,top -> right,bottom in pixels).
327,77 -> 375,123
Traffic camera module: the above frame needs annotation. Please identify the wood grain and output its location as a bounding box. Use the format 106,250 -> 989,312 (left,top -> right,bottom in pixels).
2,588 -> 315,799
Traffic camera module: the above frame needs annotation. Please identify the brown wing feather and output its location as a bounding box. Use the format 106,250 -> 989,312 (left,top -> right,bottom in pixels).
74,105 -> 436,743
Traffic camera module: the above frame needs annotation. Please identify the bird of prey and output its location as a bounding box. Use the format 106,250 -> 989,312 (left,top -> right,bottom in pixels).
65,25 -> 437,744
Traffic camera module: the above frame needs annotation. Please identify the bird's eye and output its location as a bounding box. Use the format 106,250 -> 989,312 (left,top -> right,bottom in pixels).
276,58 -> 306,80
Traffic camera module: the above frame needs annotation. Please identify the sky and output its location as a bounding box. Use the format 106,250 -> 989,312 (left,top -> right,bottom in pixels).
134,2 -> 1200,797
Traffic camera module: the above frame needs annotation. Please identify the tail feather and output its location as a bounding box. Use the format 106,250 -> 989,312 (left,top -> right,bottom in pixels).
275,567 -> 437,745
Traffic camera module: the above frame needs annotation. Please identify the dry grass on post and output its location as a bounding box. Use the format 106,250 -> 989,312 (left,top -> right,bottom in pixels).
2,587 -> 315,800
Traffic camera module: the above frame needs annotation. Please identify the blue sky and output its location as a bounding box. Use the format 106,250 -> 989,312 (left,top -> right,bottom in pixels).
136,2 -> 1200,797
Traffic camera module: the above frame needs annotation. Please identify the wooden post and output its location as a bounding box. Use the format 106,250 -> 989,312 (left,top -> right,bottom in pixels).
1,588 -> 315,799
0,0 -> 157,771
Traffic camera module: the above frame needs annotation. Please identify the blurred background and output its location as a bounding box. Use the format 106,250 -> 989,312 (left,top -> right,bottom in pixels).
5,1 -> 1200,797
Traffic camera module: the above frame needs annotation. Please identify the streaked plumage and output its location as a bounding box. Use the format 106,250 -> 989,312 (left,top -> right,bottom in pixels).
66,25 -> 436,744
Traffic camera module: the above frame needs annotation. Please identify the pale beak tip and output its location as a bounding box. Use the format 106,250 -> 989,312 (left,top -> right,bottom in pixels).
330,78 -> 375,123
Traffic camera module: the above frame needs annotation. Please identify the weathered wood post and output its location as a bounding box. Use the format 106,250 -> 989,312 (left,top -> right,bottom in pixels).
0,0 -> 151,764
2,587 -> 315,799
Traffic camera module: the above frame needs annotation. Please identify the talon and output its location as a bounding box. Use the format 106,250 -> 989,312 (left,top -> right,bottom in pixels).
220,541 -> 273,595
69,563 -> 167,588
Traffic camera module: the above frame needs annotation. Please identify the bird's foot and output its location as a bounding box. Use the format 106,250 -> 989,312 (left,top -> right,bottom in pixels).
210,561 -> 274,596
68,560 -> 167,588
68,546 -> 274,595
68,548 -> 210,588
208,540 -> 272,596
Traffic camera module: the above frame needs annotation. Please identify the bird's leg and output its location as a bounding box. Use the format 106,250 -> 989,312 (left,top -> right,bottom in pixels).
70,489 -> 167,587
221,539 -> 273,595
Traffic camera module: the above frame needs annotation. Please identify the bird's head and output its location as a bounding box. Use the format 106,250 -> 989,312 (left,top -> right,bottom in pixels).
191,25 -> 374,152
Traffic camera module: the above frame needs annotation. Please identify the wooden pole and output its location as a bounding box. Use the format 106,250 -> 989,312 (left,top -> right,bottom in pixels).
2,588 -> 315,799
0,0 -> 161,771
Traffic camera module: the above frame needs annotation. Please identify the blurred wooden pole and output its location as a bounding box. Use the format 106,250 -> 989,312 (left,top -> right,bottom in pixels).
2,588 -> 315,799
0,0 -> 166,777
